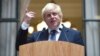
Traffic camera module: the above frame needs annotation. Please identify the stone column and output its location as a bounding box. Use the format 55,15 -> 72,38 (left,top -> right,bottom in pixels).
0,0 -> 17,56
85,0 -> 100,56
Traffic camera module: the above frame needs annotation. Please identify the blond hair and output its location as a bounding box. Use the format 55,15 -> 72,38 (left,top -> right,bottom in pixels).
42,3 -> 63,19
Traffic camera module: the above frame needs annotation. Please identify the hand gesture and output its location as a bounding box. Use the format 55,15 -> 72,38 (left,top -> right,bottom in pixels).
23,10 -> 35,24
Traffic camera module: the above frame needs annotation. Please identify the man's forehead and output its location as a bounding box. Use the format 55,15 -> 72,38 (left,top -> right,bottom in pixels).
45,8 -> 58,13
45,10 -> 58,15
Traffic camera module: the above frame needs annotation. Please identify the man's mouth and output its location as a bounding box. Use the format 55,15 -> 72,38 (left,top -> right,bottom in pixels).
50,20 -> 55,23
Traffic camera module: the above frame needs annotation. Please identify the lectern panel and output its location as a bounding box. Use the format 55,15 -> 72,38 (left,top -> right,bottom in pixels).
19,41 -> 84,56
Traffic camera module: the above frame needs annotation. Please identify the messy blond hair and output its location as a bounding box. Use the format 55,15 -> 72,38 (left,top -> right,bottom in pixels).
42,3 -> 63,19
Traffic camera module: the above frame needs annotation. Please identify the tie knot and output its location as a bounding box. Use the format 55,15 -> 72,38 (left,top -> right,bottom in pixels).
50,30 -> 57,35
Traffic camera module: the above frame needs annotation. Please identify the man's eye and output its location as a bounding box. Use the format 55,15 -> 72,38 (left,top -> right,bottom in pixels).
47,14 -> 51,17
53,13 -> 57,15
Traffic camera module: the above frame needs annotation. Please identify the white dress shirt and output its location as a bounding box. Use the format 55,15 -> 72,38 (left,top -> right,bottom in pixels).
48,24 -> 63,41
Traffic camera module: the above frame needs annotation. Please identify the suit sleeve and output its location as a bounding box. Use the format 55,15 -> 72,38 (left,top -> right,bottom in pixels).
16,28 -> 28,50
74,31 -> 85,46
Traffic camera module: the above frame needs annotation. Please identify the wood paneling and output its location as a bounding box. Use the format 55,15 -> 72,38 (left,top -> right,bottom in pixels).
19,41 -> 84,56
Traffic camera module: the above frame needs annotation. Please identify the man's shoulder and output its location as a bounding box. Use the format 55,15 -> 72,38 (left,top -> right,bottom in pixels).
28,31 -> 42,40
63,27 -> 80,33
32,29 -> 47,35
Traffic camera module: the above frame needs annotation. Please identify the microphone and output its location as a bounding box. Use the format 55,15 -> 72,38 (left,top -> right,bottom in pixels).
36,28 -> 46,41
59,28 -> 69,42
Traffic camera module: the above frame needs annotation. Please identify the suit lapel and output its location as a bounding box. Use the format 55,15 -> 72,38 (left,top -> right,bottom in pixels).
38,29 -> 49,41
37,25 -> 69,41
59,26 -> 69,41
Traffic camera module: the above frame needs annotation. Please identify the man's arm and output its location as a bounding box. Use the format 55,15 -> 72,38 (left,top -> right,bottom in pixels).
74,31 -> 85,46
16,10 -> 35,50
16,28 -> 28,50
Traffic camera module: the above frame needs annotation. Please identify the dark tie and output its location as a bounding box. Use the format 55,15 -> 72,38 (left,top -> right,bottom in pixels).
50,30 -> 57,41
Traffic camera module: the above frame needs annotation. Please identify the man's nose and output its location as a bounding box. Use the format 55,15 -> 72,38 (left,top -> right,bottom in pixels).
51,14 -> 54,18
50,14 -> 56,20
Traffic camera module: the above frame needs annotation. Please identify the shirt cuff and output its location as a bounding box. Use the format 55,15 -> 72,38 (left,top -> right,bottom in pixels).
21,22 -> 29,30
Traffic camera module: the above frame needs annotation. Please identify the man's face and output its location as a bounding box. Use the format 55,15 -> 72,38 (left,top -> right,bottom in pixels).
44,10 -> 62,30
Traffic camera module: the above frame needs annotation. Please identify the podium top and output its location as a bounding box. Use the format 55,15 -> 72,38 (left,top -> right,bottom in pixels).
20,41 -> 84,47
19,41 -> 84,56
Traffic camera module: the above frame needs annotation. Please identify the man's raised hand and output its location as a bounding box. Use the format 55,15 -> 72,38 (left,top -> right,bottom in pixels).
23,10 -> 35,24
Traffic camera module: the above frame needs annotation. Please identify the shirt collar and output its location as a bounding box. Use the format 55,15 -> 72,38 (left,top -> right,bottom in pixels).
48,23 -> 63,34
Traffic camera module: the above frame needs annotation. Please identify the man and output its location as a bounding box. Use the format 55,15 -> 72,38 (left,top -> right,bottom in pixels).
16,3 -> 84,50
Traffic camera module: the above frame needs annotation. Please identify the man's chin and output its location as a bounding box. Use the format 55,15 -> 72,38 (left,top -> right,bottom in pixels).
50,25 -> 58,29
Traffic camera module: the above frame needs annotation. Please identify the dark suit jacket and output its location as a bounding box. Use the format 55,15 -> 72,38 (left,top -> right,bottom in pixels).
16,25 -> 84,50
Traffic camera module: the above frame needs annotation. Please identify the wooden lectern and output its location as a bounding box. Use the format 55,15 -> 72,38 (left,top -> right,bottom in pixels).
19,41 -> 84,56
